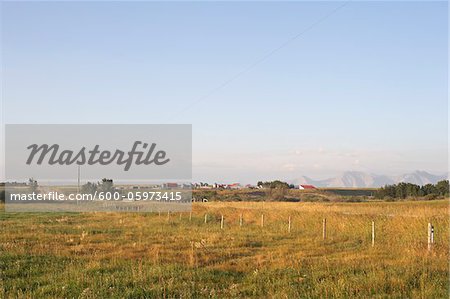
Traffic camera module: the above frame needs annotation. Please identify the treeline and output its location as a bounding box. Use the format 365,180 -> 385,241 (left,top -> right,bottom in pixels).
257,180 -> 294,189
81,178 -> 116,194
375,180 -> 449,199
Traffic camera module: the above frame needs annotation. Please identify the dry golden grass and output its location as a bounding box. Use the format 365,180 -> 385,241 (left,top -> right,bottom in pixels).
0,200 -> 448,298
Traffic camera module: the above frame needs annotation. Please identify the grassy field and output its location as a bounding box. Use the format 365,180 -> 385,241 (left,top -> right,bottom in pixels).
0,200 -> 448,298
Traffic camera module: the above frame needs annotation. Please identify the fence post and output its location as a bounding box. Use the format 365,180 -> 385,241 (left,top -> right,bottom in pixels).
261,214 -> 264,228
239,213 -> 243,227
431,225 -> 434,244
288,216 -> 291,233
428,223 -> 434,251
221,215 -> 224,230
371,221 -> 375,247
322,218 -> 327,240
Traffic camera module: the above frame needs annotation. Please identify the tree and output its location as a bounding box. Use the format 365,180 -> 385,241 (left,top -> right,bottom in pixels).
435,180 -> 449,196
28,178 -> 38,193
98,178 -> 115,193
421,184 -> 437,196
258,180 -> 290,189
81,182 -> 97,195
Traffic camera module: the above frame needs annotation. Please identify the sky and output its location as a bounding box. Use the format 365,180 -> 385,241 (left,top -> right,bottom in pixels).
1,1 -> 448,184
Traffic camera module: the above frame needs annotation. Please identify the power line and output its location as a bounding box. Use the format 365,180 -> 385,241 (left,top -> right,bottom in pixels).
171,1 -> 351,120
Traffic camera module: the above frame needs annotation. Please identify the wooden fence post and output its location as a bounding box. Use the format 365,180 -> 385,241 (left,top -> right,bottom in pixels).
288,216 -> 291,233
431,225 -> 434,244
371,221 -> 375,247
322,218 -> 327,240
428,223 -> 434,251
221,215 -> 224,230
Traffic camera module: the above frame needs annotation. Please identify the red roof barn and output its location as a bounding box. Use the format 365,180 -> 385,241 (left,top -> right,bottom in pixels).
299,184 -> 316,190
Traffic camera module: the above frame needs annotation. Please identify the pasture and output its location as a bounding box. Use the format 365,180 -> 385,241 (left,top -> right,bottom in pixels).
0,200 -> 448,298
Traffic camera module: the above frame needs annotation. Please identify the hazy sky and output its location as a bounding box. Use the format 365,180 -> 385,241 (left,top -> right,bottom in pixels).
1,1 -> 448,183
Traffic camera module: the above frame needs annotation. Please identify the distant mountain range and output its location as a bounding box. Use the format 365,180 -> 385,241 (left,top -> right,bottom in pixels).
291,171 -> 448,188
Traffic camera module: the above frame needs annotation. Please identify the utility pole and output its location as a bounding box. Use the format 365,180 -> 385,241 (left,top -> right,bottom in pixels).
77,165 -> 80,194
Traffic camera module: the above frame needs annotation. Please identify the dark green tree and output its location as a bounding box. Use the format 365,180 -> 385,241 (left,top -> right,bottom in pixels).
81,182 -> 98,194
435,180 -> 449,196
376,180 -> 448,200
98,178 -> 115,193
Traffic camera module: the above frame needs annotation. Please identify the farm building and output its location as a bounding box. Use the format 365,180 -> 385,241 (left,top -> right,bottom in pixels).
163,183 -> 179,189
298,184 -> 316,190
227,183 -> 242,189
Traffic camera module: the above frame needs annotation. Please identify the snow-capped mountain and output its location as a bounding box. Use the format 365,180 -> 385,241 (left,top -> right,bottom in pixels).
292,171 -> 448,188
395,170 -> 447,186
